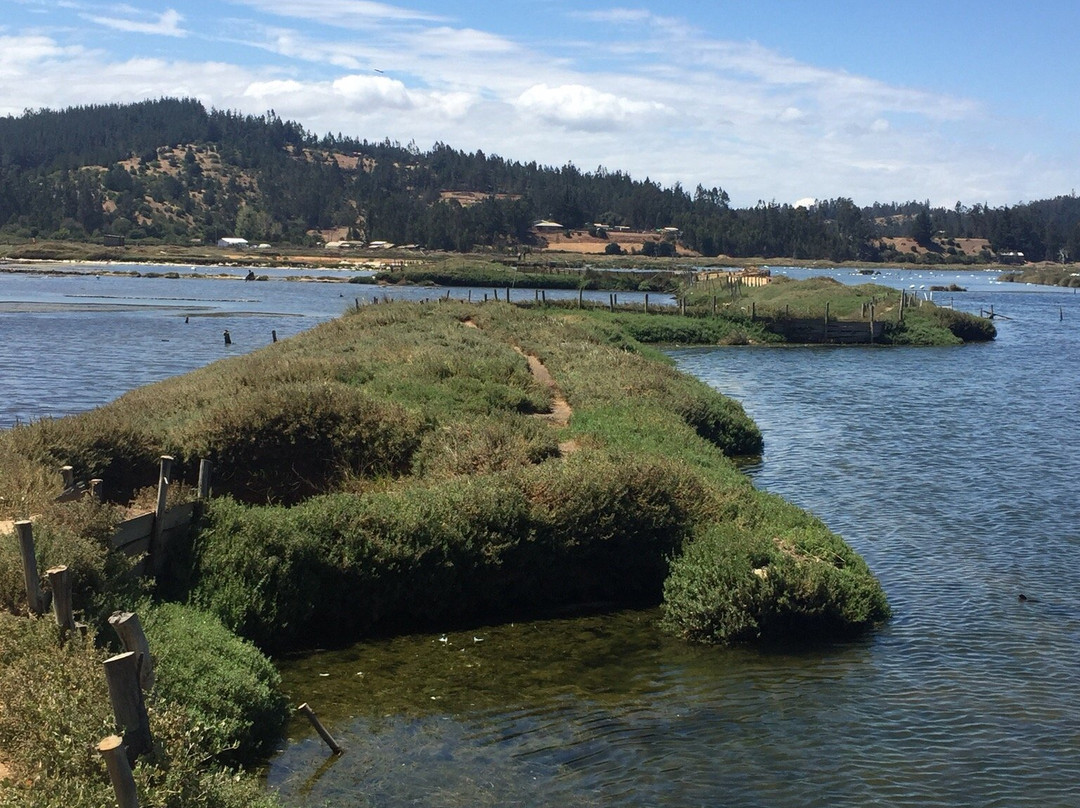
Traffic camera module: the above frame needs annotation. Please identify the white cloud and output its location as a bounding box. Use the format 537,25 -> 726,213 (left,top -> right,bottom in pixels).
85,8 -> 187,38
514,83 -> 666,132
228,0 -> 444,28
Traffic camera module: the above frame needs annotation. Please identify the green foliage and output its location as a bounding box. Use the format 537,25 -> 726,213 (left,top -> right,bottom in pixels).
185,381 -> 422,503
0,499 -> 146,626
0,613 -> 281,808
192,451 -> 702,650
662,493 -> 890,644
142,602 -> 289,760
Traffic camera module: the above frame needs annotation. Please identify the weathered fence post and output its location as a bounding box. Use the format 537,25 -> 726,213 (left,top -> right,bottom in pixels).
109,611 -> 155,691
15,521 -> 46,615
98,736 -> 140,808
272,329 -> 278,343
103,651 -> 152,763
298,703 -> 343,755
870,304 -> 876,344
46,566 -> 77,637
197,459 -> 212,500
608,293 -> 614,312
644,293 -> 649,314
824,302 -> 830,325
578,288 -> 583,308
150,456 -> 173,574
90,479 -> 104,502
541,290 -> 546,306
751,301 -> 756,321
61,465 -> 75,490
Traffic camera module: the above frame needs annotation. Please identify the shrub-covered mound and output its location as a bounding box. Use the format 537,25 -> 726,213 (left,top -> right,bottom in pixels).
0,300 -> 889,805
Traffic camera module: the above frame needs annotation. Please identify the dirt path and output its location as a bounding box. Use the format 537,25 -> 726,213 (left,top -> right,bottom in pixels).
463,319 -> 578,454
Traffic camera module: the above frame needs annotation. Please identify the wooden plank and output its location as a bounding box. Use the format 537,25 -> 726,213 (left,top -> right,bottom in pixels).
161,502 -> 195,532
110,513 -> 154,551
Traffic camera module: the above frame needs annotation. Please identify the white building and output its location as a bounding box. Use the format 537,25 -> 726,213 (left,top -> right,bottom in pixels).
217,237 -> 249,249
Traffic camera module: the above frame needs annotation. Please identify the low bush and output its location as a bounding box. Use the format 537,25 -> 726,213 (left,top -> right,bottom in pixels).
662,492 -> 890,644
0,613 -> 281,808
192,452 -> 704,650
142,602 -> 289,760
0,498 -> 145,627
184,381 -> 422,503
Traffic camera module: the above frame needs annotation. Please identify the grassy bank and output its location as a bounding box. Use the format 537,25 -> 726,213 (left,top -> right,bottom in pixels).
366,256 -> 681,291
0,301 -> 889,805
999,266 -> 1080,288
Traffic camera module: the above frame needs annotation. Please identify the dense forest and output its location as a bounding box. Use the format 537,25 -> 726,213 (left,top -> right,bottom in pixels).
2,97 -> 1079,262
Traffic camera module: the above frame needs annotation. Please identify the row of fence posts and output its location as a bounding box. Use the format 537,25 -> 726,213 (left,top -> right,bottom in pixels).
10,457 -> 342,807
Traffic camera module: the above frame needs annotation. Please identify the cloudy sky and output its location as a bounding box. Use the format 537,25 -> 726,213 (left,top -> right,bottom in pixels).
4,0 -> 1078,208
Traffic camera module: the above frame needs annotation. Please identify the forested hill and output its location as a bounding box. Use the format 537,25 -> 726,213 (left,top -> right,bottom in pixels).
2,97 -> 1079,262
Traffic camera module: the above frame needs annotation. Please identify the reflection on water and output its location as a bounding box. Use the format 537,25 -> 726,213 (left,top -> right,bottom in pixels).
271,285 -> 1080,807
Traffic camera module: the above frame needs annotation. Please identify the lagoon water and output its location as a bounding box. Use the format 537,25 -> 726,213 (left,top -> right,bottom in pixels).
3,263 -> 1079,805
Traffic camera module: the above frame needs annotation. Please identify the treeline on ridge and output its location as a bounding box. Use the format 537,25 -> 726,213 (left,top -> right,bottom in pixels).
2,97 -> 1078,262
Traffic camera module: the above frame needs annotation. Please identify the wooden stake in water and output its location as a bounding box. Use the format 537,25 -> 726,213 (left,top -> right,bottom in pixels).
298,703 -> 343,755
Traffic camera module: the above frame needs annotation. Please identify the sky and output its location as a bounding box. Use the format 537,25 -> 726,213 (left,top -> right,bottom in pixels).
3,0 -> 1078,208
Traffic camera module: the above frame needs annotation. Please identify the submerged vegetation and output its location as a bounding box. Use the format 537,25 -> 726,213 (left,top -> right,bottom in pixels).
0,300 -> 892,806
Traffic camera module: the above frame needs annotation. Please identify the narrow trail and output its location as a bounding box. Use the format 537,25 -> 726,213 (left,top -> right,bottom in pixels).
462,318 -> 578,455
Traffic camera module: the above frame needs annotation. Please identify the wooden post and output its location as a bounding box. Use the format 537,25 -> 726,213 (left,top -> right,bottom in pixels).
15,521 -> 46,615
541,290 -> 546,306
104,652 -> 152,763
298,703 -> 343,755
47,566 -> 76,637
109,611 -> 155,691
493,288 -> 499,302
899,290 -> 906,322
680,297 -> 686,316
506,287 -> 511,303
223,330 -> 231,345
1060,306 -> 1064,321
712,296 -> 716,317
98,736 -> 140,808
751,301 -> 756,321
467,290 -> 472,302
61,465 -> 75,489
608,293 -> 614,312
644,293 -> 649,314
90,479 -> 104,502
355,298 -> 360,311
197,459 -> 212,500
272,330 -> 277,343
824,302 -> 830,325
870,304 -> 876,344
578,288 -> 583,308
150,456 -> 173,574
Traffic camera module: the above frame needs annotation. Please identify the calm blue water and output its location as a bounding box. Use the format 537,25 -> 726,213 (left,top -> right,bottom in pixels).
3,262 -> 1078,806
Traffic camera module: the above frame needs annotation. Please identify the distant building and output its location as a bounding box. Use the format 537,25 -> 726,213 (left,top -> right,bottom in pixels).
533,220 -> 564,232
217,237 -> 249,249
325,240 -> 362,249
103,234 -> 125,247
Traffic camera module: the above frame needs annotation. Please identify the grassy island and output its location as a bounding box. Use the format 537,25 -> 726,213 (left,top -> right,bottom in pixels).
0,300 -> 890,806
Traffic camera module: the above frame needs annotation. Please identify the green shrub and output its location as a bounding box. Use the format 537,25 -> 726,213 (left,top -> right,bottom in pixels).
142,602 -> 288,760
186,381 -> 422,503
0,499 -> 145,626
662,495 -> 890,644
0,614 -> 281,808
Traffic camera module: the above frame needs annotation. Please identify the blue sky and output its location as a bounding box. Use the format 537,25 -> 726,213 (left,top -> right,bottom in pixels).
3,0 -> 1077,208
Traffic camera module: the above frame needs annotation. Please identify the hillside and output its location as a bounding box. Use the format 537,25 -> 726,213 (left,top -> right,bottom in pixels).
2,98 -> 1080,264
